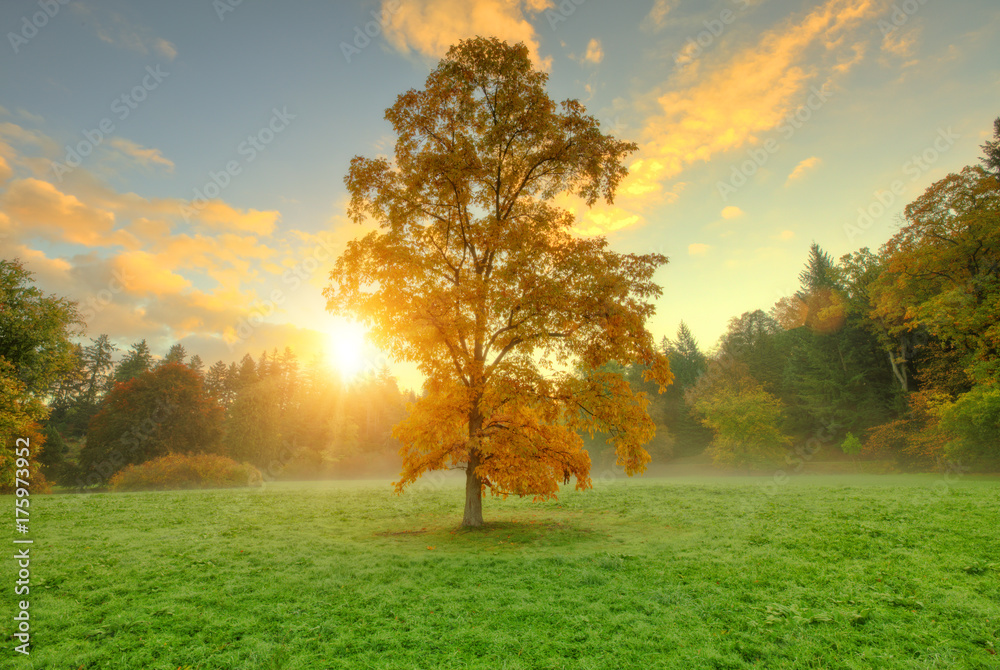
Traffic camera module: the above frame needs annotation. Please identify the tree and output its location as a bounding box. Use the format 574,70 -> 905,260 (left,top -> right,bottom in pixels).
718,310 -> 786,392
204,360 -> 230,405
0,259 -> 81,492
658,323 -> 711,456
162,343 -> 187,366
324,37 -> 671,527
937,384 -> 1000,470
188,354 -> 204,375
668,322 -> 707,389
0,259 -> 81,393
690,375 -> 791,470
79,363 -> 223,484
113,340 -> 153,384
223,376 -> 285,468
870,166 -> 1000,387
980,115 -> 1000,180
82,335 -> 118,403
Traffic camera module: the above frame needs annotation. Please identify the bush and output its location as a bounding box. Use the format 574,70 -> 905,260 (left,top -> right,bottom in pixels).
692,383 -> 791,469
840,432 -> 862,456
862,390 -> 950,470
937,384 -> 1000,470
108,453 -> 263,492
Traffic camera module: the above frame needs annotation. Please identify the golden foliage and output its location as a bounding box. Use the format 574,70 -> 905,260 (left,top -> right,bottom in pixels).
325,38 -> 671,512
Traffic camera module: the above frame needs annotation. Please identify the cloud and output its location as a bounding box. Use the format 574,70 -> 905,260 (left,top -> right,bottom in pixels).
380,0 -> 553,69
564,0 -> 889,236
643,0 -> 679,32
108,138 -> 174,172
583,38 -> 603,64
189,200 -> 281,237
0,155 -> 11,184
71,4 -> 178,61
774,229 -> 795,240
0,178 -> 137,248
111,251 -> 191,296
785,156 -> 822,184
721,206 -> 744,219
640,0 -> 887,178
152,38 -> 178,61
880,26 -> 920,67
688,243 -> 711,256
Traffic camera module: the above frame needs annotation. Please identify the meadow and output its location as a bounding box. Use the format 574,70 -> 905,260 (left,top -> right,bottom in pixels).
3,474 -> 999,669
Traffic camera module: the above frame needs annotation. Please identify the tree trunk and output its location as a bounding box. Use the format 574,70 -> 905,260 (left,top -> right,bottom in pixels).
462,448 -> 484,527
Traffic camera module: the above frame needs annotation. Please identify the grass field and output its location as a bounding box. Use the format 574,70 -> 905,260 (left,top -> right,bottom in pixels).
3,474 -> 1000,669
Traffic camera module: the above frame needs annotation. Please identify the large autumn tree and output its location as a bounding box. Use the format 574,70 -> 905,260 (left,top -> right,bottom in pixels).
324,37 -> 672,527
870,166 -> 1000,387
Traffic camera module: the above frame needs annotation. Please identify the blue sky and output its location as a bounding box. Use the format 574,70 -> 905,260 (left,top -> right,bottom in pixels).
1,0 -> 997,388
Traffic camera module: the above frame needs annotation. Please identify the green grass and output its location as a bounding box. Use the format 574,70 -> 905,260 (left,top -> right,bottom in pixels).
3,474 -> 1000,669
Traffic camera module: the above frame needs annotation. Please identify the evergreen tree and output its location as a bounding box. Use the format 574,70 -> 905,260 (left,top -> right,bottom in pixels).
204,361 -> 229,403
234,353 -> 257,392
114,340 -> 153,384
162,343 -> 187,366
188,354 -> 204,375
980,116 -> 1000,180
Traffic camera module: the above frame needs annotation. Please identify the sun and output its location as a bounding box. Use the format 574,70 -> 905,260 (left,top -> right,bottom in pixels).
326,320 -> 367,379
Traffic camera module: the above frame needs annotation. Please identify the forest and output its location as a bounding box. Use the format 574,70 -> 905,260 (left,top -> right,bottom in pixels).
2,113 -> 998,493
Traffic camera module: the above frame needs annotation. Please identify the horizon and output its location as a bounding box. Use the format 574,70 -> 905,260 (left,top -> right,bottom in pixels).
1,0 -> 998,389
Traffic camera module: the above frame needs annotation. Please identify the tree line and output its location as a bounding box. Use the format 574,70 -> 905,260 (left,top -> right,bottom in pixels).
614,116 -> 1000,472
1,102 -> 997,492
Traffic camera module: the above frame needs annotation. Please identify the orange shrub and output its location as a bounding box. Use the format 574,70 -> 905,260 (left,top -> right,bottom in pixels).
862,390 -> 950,470
108,453 -> 263,492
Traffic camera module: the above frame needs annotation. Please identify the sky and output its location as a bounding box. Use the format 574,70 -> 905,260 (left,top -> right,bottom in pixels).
1,0 -> 997,390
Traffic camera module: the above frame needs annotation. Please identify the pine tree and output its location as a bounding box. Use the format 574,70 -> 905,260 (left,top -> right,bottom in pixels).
205,360 -> 229,403
163,343 -> 187,366
189,354 -> 204,375
113,340 -> 153,384
980,116 -> 1000,180
798,242 -> 837,295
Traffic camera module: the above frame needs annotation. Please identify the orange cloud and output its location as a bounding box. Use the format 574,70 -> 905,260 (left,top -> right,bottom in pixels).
0,177 -> 138,247
785,156 -> 822,184
643,0 -> 886,176
108,138 -> 174,172
380,0 -> 553,68
188,200 -> 280,236
583,38 -> 603,64
572,0 -> 888,235
111,251 -> 192,296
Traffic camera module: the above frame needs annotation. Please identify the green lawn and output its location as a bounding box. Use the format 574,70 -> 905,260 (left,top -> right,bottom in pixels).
3,474 -> 999,669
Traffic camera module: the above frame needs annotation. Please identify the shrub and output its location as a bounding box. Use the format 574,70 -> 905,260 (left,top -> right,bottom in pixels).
691,382 -> 791,469
840,432 -> 862,456
108,453 -> 263,492
937,384 -> 1000,470
862,390 -> 950,470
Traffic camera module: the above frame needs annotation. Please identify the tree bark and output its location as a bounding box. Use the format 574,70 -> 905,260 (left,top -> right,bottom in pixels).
462,448 -> 484,527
